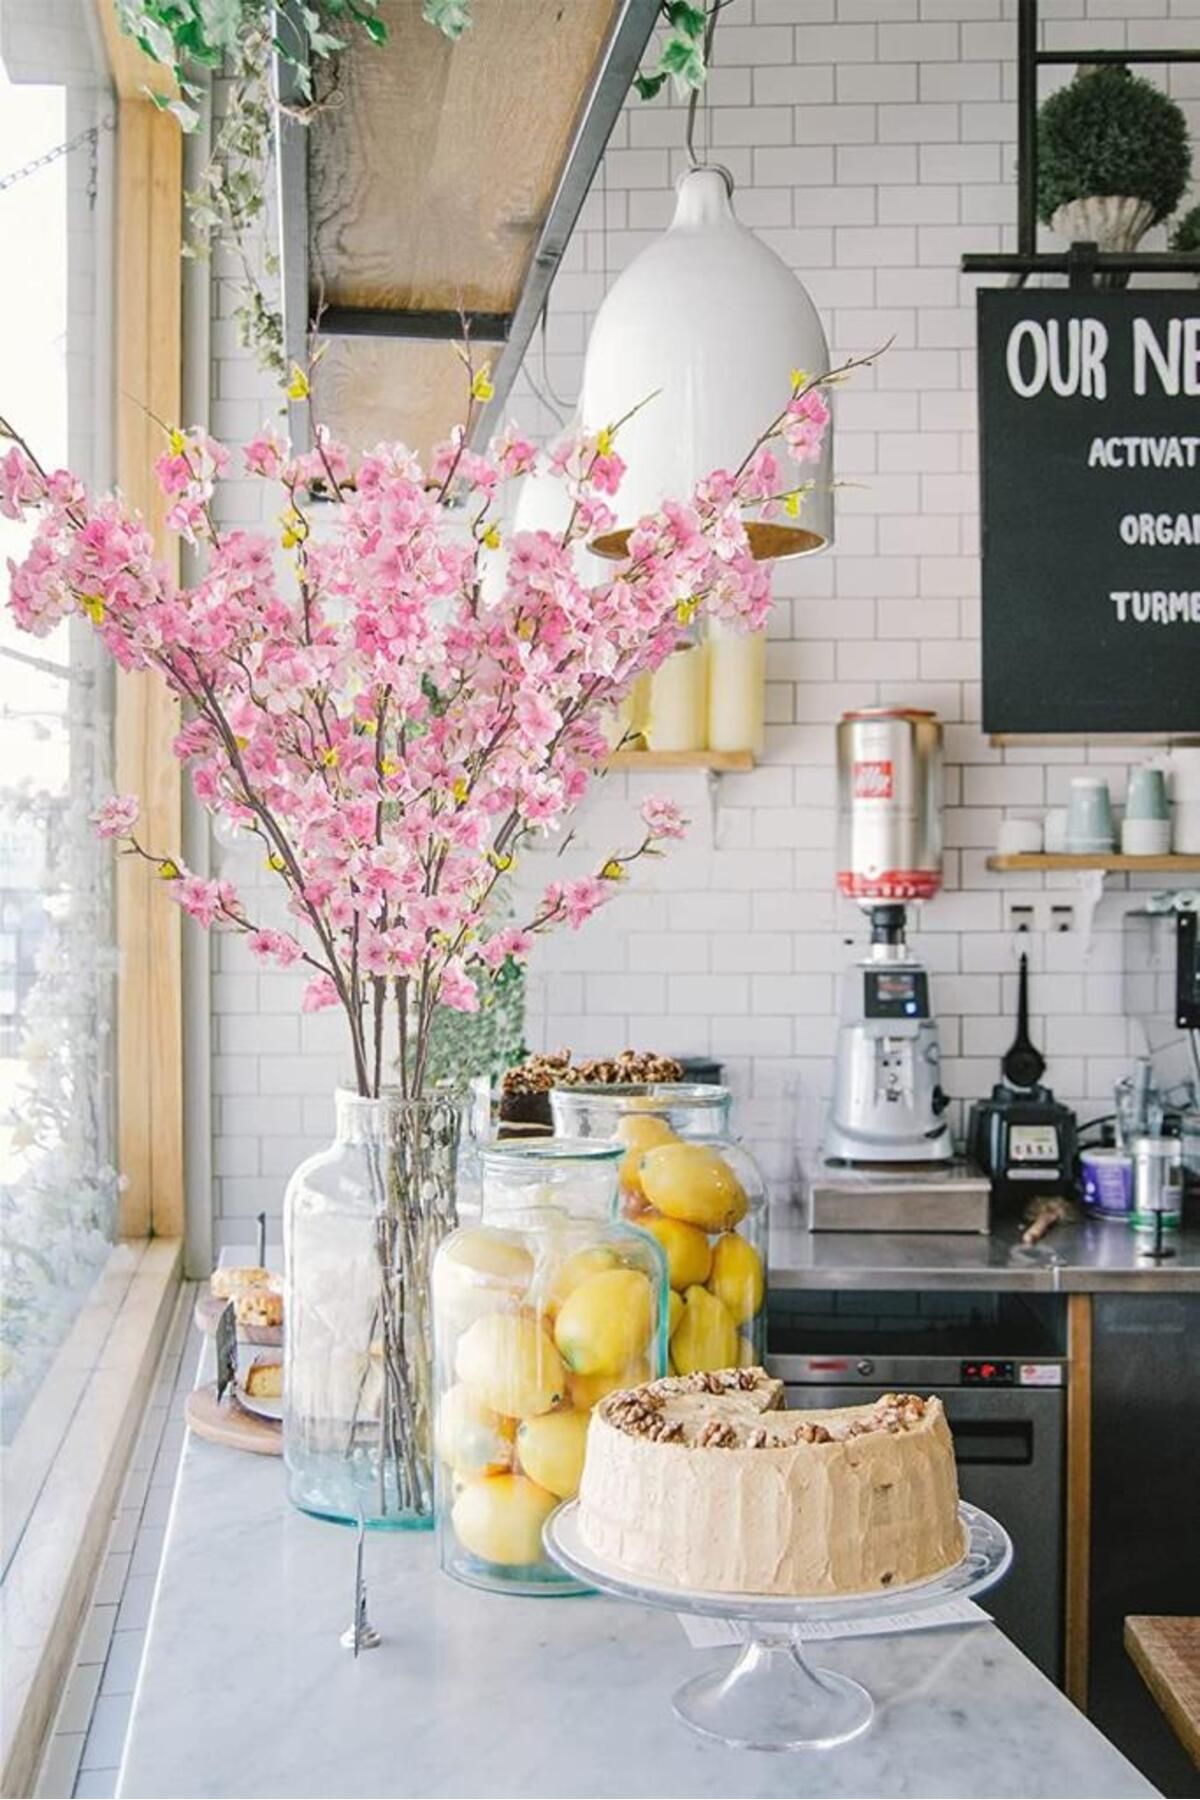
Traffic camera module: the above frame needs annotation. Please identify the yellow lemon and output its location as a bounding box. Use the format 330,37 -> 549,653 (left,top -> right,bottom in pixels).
455,1312 -> 565,1418
568,1358 -> 650,1412
736,1333 -> 759,1368
516,1409 -> 590,1499
670,1285 -> 738,1375
707,1233 -> 765,1327
616,1113 -> 676,1203
433,1227 -> 533,1334
639,1213 -> 713,1292
667,1290 -> 684,1340
451,1474 -> 557,1566
546,1245 -> 621,1314
639,1142 -> 748,1233
435,1383 -> 513,1479
553,1268 -> 653,1376
440,1227 -> 532,1285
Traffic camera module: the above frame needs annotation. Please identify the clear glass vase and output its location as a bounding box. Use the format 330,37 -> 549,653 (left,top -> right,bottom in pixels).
432,1139 -> 669,1595
283,1089 -> 461,1528
549,1083 -> 769,1370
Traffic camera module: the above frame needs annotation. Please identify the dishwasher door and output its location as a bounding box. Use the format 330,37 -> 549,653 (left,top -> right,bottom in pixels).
780,1381 -> 1065,1682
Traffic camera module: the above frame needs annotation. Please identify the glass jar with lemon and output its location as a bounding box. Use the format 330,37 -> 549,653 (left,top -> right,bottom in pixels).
432,1139 -> 669,1595
549,1084 -> 768,1374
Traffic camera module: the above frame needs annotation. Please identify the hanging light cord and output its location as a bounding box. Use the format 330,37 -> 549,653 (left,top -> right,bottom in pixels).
685,2 -> 730,168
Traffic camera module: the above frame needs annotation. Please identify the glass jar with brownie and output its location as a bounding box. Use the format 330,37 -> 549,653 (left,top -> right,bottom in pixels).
549,1083 -> 768,1374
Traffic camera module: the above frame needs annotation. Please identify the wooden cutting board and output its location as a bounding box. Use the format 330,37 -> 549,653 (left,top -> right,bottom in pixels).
1126,1616 -> 1200,1768
185,1382 -> 283,1456
193,1289 -> 282,1348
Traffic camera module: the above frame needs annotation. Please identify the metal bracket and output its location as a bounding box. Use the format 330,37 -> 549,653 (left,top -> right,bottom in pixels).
274,1 -> 312,456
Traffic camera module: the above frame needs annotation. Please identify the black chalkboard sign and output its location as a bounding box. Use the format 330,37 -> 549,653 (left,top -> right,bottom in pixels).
978,291 -> 1200,733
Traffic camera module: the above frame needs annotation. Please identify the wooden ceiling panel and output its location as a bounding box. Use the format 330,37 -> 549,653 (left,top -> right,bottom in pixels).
308,0 -> 622,316
311,335 -> 506,463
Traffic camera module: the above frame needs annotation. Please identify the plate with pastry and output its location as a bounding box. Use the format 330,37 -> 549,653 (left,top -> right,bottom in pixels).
195,1267 -> 284,1345
236,1354 -> 284,1422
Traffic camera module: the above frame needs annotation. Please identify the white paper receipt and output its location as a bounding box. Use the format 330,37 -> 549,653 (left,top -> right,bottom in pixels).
677,1598 -> 989,1649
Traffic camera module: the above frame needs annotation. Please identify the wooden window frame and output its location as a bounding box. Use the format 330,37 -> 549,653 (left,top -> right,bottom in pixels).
0,18 -> 186,1790
94,5 -> 185,1242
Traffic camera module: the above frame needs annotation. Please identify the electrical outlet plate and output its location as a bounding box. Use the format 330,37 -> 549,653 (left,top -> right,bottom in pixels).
1006,898 -> 1076,934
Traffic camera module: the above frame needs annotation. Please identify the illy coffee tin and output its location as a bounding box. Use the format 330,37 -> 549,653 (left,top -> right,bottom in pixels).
1080,1148 -> 1134,1221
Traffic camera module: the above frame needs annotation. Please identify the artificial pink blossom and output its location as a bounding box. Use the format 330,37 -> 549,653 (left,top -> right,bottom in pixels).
243,426 -> 287,479
0,446 -> 45,518
301,974 -> 340,1013
246,928 -> 303,967
641,794 -> 687,841
438,960 -> 480,1013
492,424 -> 538,480
173,875 -> 228,927
2,358 -> 855,1092
782,387 -> 831,464
560,876 -> 608,929
91,793 -> 140,838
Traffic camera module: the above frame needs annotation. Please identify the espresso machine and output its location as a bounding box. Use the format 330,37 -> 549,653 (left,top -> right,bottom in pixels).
814,709 -> 989,1230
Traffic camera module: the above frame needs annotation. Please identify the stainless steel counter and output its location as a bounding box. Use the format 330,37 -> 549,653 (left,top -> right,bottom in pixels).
769,1213 -> 1200,1293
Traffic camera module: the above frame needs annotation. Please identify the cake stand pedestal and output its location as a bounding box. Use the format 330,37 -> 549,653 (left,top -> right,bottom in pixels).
545,1501 -> 1012,1753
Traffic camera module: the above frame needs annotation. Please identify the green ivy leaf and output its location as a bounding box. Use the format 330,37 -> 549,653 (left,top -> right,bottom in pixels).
665,2 -> 705,38
422,0 -> 472,40
197,0 -> 243,53
659,32 -> 705,89
633,70 -> 668,100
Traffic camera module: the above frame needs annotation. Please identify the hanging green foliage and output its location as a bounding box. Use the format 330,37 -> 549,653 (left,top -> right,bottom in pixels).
114,2 -> 467,380
634,2 -> 709,101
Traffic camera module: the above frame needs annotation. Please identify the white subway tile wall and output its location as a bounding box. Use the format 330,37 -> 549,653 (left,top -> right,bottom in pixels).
207,3 -> 1200,1240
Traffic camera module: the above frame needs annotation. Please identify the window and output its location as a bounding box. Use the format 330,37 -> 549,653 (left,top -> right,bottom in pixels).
0,42 -> 117,1442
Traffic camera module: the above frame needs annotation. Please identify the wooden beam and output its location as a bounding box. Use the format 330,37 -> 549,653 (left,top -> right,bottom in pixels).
91,0 -> 176,102
112,93 -> 184,1239
1065,1294 -> 1093,1708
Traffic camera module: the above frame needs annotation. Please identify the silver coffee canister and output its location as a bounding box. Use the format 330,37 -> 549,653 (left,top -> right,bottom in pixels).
1131,1135 -> 1183,1230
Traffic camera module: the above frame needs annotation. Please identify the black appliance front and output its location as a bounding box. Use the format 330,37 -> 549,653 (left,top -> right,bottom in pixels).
768,1291 -> 1067,1682
774,1379 -> 1064,1681
1088,1293 -> 1200,1798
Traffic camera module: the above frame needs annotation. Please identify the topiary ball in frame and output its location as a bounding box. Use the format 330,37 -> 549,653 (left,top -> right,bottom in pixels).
1037,64 -> 1191,227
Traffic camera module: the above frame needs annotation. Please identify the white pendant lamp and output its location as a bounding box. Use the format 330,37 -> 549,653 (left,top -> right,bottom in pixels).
579,165 -> 834,562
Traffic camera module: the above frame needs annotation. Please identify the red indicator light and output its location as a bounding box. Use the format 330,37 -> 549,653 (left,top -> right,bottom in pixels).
807,1360 -> 849,1372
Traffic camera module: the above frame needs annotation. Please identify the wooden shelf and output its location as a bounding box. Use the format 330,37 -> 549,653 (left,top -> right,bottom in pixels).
987,853 -> 1200,873
606,750 -> 755,773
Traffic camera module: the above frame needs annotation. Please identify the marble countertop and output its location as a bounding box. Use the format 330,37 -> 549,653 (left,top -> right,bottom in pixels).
118,1372 -> 1154,1798
769,1213 -> 1200,1292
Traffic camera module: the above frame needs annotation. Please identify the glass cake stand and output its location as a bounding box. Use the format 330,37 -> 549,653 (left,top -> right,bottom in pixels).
544,1501 -> 1012,1753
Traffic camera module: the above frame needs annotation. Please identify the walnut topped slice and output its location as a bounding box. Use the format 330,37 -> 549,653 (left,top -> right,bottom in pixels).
579,1369 -> 962,1597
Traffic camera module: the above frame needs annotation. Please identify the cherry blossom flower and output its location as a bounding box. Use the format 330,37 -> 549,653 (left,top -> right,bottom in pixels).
91,793 -> 140,838
641,795 -> 687,841
301,974 -> 340,1013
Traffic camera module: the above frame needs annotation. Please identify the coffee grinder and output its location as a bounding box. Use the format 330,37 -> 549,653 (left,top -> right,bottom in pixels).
824,709 -> 953,1166
825,900 -> 953,1163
